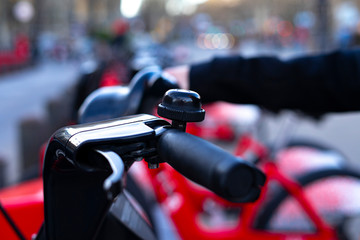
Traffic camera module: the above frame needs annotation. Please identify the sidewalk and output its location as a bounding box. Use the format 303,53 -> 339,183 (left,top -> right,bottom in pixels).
0,60 -> 79,185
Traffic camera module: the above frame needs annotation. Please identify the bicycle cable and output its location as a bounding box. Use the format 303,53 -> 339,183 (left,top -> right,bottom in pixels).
0,200 -> 26,240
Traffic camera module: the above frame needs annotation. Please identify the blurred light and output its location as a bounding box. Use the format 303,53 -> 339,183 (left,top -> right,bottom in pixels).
226,34 -> 235,48
277,21 -> 293,38
204,34 -> 214,49
212,34 -> 221,48
182,4 -> 197,15
263,17 -> 279,35
222,0 -> 240,6
196,33 -> 235,49
13,1 -> 34,23
184,0 -> 208,4
335,2 -> 360,29
166,0 -> 182,16
219,34 -> 229,49
166,0 -> 207,16
294,11 -> 315,29
121,0 -> 143,18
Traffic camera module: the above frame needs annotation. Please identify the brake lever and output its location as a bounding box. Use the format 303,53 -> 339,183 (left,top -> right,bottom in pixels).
96,150 -> 125,200
94,150 -> 158,240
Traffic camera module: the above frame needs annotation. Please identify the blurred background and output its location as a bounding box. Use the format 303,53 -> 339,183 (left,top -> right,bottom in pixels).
1,0 -> 360,187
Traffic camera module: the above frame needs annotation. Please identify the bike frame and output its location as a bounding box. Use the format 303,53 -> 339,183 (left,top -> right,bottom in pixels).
0,179 -> 43,239
0,120 -> 339,240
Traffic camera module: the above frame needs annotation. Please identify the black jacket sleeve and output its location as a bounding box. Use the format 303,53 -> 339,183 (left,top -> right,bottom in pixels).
189,49 -> 360,115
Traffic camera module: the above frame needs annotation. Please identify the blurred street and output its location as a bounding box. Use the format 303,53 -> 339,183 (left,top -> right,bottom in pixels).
0,61 -> 78,184
1,0 -> 360,237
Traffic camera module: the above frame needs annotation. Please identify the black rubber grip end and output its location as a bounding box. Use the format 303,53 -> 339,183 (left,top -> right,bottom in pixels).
158,129 -> 265,202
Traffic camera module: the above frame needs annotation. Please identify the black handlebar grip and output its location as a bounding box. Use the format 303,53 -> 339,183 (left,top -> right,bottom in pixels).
158,130 -> 265,202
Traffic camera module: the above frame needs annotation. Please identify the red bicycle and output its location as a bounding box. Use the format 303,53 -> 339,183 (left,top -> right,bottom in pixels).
1,67 -> 360,240
127,113 -> 360,239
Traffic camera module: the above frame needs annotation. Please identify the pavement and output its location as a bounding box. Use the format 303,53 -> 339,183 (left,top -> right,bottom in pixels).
0,60 -> 79,184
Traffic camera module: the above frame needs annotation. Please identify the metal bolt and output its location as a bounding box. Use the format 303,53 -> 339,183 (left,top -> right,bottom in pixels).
148,162 -> 159,169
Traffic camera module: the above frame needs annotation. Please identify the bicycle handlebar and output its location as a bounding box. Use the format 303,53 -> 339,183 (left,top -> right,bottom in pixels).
41,67 -> 266,239
76,67 -> 265,203
158,129 -> 265,202
42,114 -> 265,239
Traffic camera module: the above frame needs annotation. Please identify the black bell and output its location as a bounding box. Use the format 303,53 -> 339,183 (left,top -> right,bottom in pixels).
157,89 -> 205,122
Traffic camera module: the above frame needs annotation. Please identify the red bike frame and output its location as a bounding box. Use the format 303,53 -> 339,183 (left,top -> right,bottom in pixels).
0,104 -> 341,240
0,179 -> 43,239
130,134 -> 337,240
0,127 -> 339,240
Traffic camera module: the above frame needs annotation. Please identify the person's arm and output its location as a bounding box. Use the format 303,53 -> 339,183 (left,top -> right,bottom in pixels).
168,49 -> 360,114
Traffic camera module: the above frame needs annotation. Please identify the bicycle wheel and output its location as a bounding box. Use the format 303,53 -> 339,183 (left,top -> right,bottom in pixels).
285,137 -> 348,163
255,168 -> 360,239
275,139 -> 347,178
